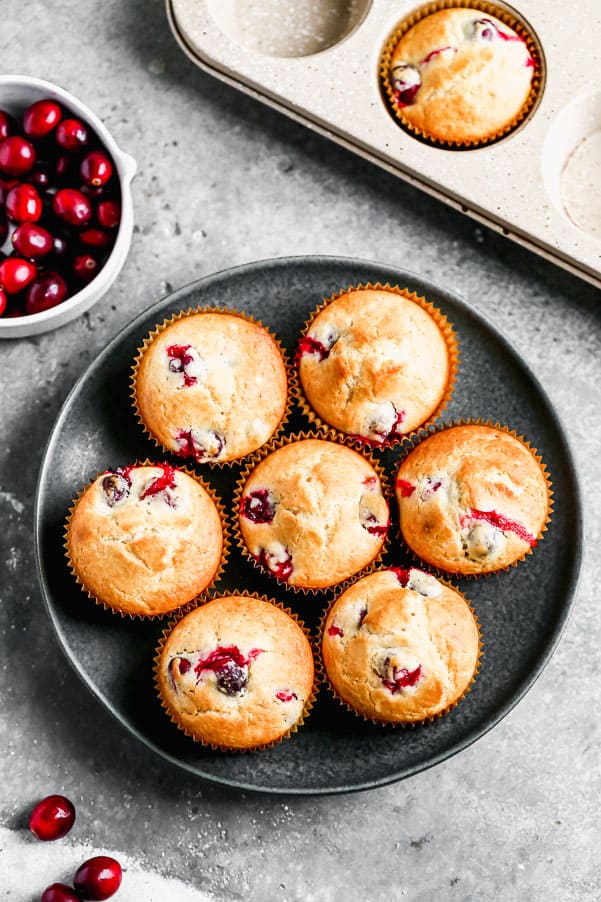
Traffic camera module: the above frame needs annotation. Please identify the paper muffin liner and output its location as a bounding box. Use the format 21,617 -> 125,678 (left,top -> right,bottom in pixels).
379,0 -> 544,150
64,459 -> 230,620
317,567 -> 482,727
153,592 -> 318,753
233,431 -> 393,596
393,418 -> 554,579
131,305 -> 295,469
295,283 -> 459,450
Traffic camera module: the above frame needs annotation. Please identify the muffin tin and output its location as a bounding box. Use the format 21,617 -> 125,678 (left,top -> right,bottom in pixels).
167,0 -> 601,289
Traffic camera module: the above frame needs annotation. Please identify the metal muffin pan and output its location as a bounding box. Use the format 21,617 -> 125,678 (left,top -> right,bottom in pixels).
167,0 -> 601,289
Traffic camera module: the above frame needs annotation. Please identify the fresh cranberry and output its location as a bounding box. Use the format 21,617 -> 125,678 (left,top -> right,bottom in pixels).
97,200 -> 120,228
0,257 -> 36,293
175,428 -> 225,462
73,253 -> 99,282
102,468 -> 132,507
52,233 -> 69,260
0,289 -> 6,316
5,183 -> 42,223
0,135 -> 35,176
257,546 -> 293,581
80,151 -> 113,187
0,110 -> 15,140
79,227 -> 111,249
53,188 -> 92,226
0,212 -> 7,245
23,99 -> 62,138
56,118 -> 88,152
25,272 -> 68,314
29,165 -> 51,190
0,176 -> 18,205
73,856 -> 122,901
41,884 -> 82,902
54,154 -> 74,184
29,794 -> 75,841
241,489 -> 276,524
12,222 -> 54,258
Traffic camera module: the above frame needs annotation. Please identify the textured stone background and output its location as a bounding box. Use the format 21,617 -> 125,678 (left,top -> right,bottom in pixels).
0,2 -> 599,900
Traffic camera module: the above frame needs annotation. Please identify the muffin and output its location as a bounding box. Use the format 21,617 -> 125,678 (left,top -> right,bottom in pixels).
395,424 -> 550,574
238,437 -> 389,590
156,595 -> 315,750
133,310 -> 288,464
297,286 -> 455,443
322,568 -> 479,723
66,463 -> 224,617
384,7 -> 536,146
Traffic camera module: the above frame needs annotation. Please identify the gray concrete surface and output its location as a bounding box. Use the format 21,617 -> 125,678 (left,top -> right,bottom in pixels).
0,2 -> 599,900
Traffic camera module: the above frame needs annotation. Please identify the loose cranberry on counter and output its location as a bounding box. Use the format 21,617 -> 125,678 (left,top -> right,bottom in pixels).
56,117 -> 88,152
5,182 -> 42,223
26,272 -> 68,314
12,222 -> 54,258
0,110 -> 15,140
41,884 -> 82,902
80,151 -> 113,187
73,856 -> 122,900
0,135 -> 36,176
73,253 -> 99,282
23,99 -> 62,139
97,200 -> 120,229
53,188 -> 92,226
0,257 -> 36,293
29,793 -> 76,841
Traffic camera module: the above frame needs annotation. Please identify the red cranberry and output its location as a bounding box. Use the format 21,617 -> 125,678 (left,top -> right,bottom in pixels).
0,212 -> 7,245
0,110 -> 15,140
0,135 -> 36,176
29,794 -> 76,841
297,334 -> 334,363
80,227 -> 111,249
5,182 -> 42,223
29,166 -> 51,190
53,188 -> 92,226
12,222 -> 53,258
97,200 -> 120,228
41,884 -> 82,902
23,99 -> 62,138
175,428 -> 225,462
241,489 -> 276,524
73,253 -> 99,282
25,271 -> 68,314
0,288 -> 7,316
102,468 -> 132,506
55,154 -> 73,183
0,176 -> 18,205
73,856 -> 122,900
80,151 -> 113,187
0,257 -> 36,293
56,118 -> 88,152
257,546 -> 293,581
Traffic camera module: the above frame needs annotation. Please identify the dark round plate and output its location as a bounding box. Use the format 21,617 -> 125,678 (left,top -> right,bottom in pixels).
34,256 -> 582,795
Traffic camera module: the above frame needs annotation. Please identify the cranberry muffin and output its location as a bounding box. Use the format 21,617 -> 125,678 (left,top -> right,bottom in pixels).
66,464 -> 224,616
385,7 -> 536,145
396,424 -> 550,574
156,595 -> 314,750
134,311 -> 288,464
238,438 -> 389,590
322,568 -> 479,723
297,287 -> 454,444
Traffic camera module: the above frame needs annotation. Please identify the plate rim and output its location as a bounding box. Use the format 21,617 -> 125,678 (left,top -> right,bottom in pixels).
33,254 -> 584,795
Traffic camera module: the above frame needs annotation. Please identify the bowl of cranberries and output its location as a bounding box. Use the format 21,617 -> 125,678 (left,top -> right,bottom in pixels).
0,75 -> 135,337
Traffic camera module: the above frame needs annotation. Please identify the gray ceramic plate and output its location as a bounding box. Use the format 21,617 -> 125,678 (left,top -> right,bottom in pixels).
35,256 -> 582,795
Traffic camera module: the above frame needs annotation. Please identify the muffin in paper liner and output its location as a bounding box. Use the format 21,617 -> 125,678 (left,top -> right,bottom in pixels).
131,306 -> 295,468
380,0 -> 544,149
318,567 -> 482,727
154,591 -> 317,753
64,460 -> 230,620
394,419 -> 553,578
233,432 -> 392,595
295,283 -> 459,450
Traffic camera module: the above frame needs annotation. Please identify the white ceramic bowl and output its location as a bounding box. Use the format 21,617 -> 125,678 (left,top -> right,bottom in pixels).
0,75 -> 136,338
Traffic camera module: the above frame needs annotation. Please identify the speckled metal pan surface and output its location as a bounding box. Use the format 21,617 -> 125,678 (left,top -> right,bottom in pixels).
34,256 -> 582,795
166,0 -> 601,291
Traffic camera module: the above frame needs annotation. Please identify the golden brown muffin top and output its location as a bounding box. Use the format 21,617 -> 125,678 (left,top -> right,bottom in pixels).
67,464 -> 223,616
157,596 -> 314,749
388,8 -> 535,144
298,288 -> 451,441
396,424 -> 549,574
323,568 -> 479,722
135,312 -> 288,464
239,439 -> 389,589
